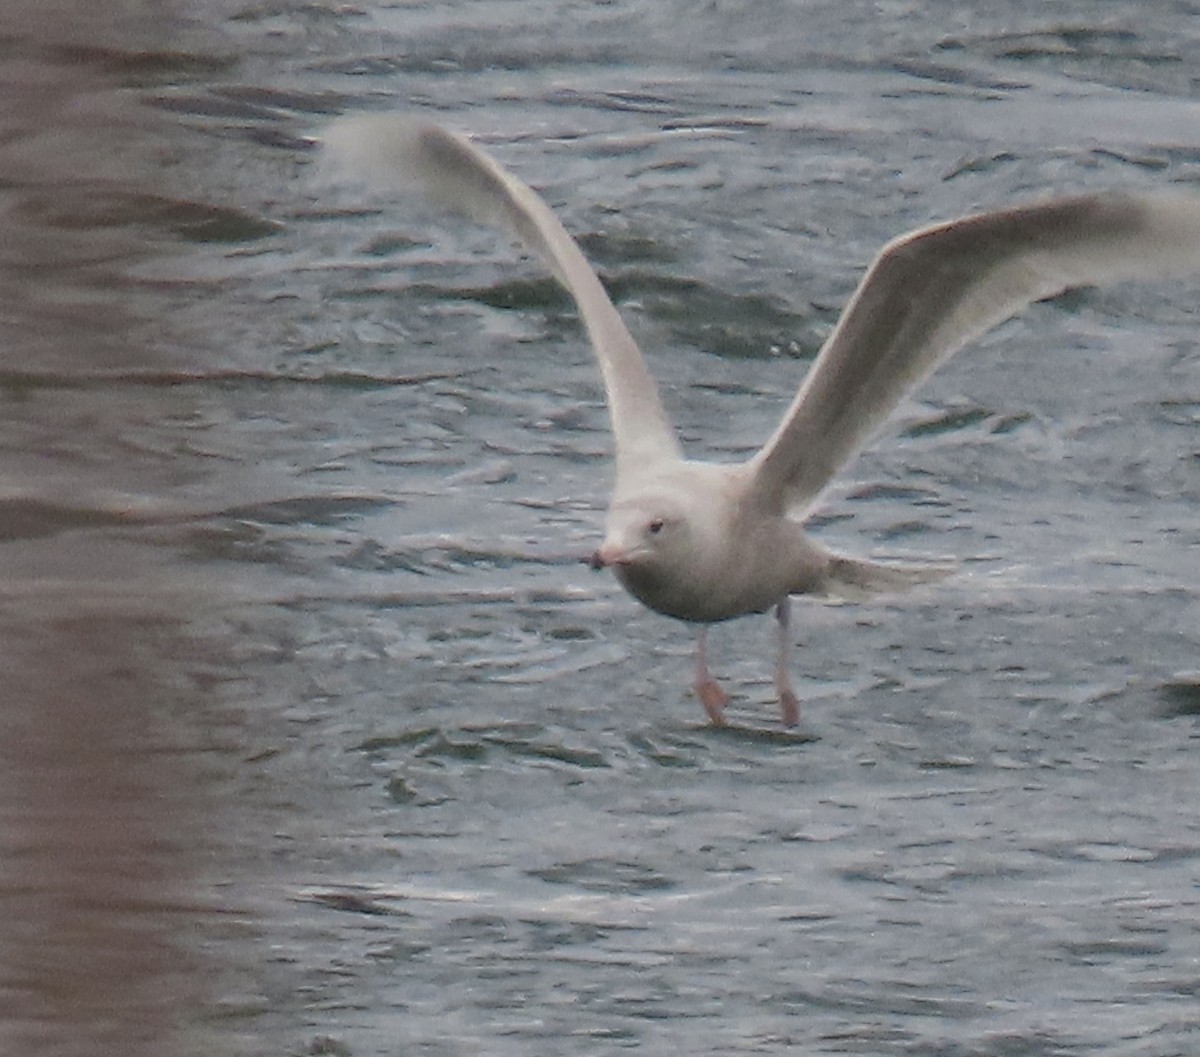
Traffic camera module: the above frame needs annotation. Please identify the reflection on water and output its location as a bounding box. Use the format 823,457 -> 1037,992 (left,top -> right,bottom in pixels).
0,612 -> 205,1055
0,3 -> 238,1054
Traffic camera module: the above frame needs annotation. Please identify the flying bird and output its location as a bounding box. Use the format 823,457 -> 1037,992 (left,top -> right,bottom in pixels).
323,115 -> 1200,728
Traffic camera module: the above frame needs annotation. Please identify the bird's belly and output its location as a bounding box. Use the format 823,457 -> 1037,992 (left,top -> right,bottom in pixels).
615,564 -> 782,624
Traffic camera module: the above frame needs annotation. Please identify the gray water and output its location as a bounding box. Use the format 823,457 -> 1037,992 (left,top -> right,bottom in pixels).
3,1 -> 1200,1054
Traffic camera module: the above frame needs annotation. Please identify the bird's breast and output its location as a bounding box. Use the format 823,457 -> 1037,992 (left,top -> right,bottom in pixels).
612,542 -> 795,624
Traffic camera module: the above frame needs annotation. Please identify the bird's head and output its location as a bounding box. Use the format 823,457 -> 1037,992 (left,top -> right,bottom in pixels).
585,485 -> 724,620
587,496 -> 686,573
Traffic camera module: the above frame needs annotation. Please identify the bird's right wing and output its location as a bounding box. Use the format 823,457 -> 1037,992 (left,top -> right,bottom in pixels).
322,116 -> 683,478
749,193 -> 1200,513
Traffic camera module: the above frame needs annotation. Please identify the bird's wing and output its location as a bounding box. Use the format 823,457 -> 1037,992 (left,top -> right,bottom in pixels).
322,116 -> 683,478
749,192 -> 1200,513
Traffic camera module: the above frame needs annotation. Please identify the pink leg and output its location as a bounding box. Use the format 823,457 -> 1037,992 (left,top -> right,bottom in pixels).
692,625 -> 729,726
775,600 -> 800,727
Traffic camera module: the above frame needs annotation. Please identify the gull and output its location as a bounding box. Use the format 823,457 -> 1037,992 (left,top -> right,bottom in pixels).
323,115 -> 1200,728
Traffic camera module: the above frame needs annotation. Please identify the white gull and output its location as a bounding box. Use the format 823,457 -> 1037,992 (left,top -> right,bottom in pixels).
324,116 -> 1200,727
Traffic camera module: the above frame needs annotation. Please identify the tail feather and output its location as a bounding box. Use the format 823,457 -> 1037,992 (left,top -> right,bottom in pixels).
818,553 -> 955,600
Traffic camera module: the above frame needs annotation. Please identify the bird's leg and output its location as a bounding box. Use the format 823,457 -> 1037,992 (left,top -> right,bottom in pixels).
775,599 -> 800,727
692,626 -> 729,726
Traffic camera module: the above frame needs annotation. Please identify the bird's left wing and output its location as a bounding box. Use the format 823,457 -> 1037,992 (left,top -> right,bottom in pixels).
749,192 -> 1200,513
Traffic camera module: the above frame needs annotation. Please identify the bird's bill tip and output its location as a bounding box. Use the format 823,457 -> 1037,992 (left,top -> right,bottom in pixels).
585,543 -> 632,570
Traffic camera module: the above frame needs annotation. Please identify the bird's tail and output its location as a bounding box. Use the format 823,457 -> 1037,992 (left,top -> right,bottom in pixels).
817,553 -> 955,601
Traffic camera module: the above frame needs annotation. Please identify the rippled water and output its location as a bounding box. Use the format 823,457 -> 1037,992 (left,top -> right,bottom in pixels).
4,2 -> 1200,1054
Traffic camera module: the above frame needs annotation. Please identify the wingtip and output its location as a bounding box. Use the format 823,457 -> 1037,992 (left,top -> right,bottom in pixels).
318,113 -> 432,191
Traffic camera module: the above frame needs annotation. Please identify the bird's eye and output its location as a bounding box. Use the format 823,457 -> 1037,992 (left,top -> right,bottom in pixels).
647,518 -> 665,535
